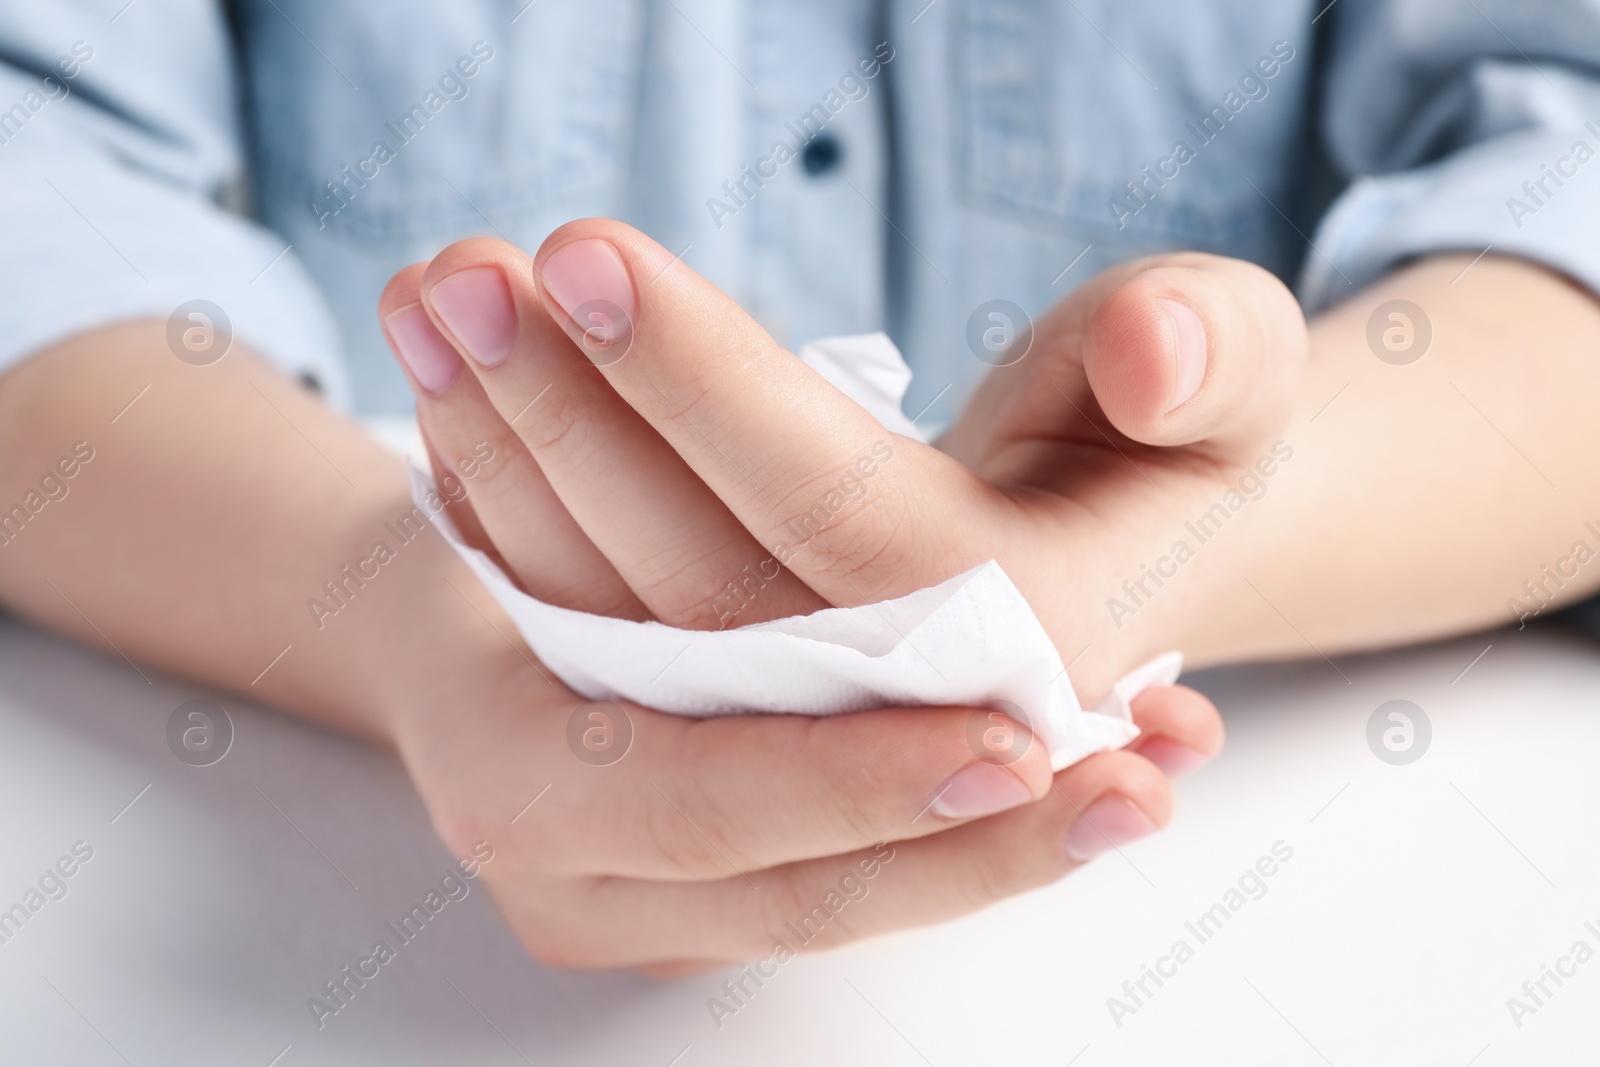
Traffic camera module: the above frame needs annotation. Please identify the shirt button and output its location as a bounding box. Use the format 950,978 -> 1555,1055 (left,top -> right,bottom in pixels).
801,134 -> 843,176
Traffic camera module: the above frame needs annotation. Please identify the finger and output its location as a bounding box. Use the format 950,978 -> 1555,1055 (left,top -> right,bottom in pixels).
406,323 -> 600,608
418,423 -> 497,565
1082,253 -> 1307,455
379,265 -> 646,617
1127,684 -> 1224,779
416,238 -> 827,629
517,749 -> 1170,967
523,700 -> 1056,882
528,219 -> 1000,606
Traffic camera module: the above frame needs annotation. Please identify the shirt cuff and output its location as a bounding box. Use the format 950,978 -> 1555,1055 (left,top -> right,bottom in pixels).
1298,124 -> 1600,315
0,151 -> 347,405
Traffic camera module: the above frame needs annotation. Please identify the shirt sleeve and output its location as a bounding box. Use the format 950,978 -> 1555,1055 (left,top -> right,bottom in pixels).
0,5 -> 347,403
1299,0 -> 1600,312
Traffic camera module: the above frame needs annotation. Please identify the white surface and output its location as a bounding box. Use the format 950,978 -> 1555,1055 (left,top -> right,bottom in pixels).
1,616 -> 1597,1065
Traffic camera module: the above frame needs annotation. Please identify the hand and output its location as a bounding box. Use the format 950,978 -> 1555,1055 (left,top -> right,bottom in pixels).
373,237 -> 1228,971
940,249 -> 1311,686
387,620 -> 1216,972
398,220 -> 1305,701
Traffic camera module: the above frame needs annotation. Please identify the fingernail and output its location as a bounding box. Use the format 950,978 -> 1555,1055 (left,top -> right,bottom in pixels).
427,266 -> 518,367
930,762 -> 1033,820
384,304 -> 462,395
538,239 -> 636,347
1134,736 -> 1213,780
1160,298 -> 1207,412
1065,795 -> 1157,862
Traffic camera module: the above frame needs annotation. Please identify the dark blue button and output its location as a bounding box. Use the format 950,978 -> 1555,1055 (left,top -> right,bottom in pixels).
801,134 -> 843,176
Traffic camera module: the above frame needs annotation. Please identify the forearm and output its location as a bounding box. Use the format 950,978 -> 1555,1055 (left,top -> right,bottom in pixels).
1180,253 -> 1600,665
0,320 -> 503,743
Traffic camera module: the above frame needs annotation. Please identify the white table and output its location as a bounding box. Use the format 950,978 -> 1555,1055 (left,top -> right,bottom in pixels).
1,614 -> 1596,1066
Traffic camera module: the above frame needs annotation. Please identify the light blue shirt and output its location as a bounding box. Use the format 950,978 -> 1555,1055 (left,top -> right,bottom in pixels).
2,1 -> 1599,424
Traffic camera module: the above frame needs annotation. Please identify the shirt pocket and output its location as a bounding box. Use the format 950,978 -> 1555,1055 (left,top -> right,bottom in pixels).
951,0 -> 1310,248
246,0 -> 642,245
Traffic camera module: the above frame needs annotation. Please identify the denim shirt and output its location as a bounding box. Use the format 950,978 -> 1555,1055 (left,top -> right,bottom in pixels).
1,1 -> 1598,422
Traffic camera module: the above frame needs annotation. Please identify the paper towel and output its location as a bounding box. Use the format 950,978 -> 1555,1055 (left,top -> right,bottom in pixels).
414,333 -> 1182,771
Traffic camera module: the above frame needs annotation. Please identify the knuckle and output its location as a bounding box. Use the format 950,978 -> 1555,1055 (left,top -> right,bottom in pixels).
824,788 -> 884,848
420,419 -> 514,493
628,537 -> 755,629
642,777 -> 749,878
456,454 -> 543,523
511,908 -> 604,970
962,804 -> 1078,905
654,365 -> 722,426
753,872 -> 811,944
426,805 -> 497,873
967,837 -> 1047,906
500,876 -> 627,970
816,511 -> 905,584
642,799 -> 714,873
749,866 -> 872,952
517,391 -> 598,456
798,721 -> 896,841
1031,835 -> 1080,887
783,494 -> 912,597
961,853 -> 1022,909
751,870 -> 870,951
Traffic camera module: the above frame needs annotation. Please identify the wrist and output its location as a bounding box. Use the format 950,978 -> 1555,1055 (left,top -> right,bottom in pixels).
1063,490 -> 1247,698
339,516 -> 533,748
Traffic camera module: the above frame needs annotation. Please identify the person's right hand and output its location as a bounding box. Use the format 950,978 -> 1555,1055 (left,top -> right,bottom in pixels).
377,245 -> 1223,972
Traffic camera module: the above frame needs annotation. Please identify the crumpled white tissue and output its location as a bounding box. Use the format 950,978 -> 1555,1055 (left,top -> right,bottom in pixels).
413,333 -> 1182,771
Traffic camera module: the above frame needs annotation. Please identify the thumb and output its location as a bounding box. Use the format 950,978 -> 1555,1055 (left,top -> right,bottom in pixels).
1082,254 -> 1307,457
